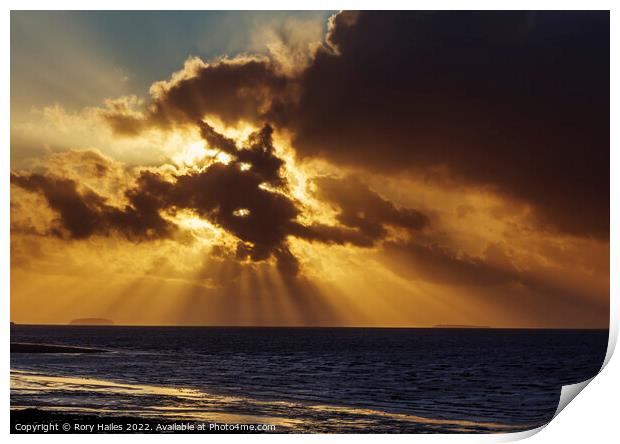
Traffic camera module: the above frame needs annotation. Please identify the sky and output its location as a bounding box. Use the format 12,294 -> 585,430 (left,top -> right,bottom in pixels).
10,11 -> 609,327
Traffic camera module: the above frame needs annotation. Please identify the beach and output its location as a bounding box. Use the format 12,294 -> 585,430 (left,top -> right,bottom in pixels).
10,326 -> 608,433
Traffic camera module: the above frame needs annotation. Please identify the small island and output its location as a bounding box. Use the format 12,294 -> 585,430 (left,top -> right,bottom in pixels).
434,324 -> 491,329
69,318 -> 115,326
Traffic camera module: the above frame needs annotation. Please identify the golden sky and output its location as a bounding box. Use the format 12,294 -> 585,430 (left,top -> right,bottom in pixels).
10,11 -> 609,327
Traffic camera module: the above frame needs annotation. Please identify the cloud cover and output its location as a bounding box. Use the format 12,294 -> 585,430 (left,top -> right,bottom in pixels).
10,11 -> 610,327
12,124 -> 430,274
103,11 -> 609,240
289,11 -> 609,239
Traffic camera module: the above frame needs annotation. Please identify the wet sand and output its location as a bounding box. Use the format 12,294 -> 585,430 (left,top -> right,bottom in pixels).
10,343 -> 109,353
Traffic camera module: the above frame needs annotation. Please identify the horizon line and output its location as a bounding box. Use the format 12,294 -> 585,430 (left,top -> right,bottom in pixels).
10,323 -> 610,330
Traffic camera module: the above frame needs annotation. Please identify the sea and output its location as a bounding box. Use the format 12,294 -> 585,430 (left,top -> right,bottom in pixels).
10,326 -> 608,433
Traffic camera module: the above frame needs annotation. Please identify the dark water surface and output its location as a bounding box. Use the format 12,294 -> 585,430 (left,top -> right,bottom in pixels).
10,326 -> 608,433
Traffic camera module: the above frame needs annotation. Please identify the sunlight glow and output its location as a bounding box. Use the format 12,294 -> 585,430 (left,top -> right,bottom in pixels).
201,116 -> 256,143
170,211 -> 234,245
215,152 -> 233,165
177,215 -> 218,232
172,140 -> 207,166
232,208 -> 251,217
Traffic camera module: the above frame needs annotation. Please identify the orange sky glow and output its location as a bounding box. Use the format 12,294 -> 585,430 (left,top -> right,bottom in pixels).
10,11 -> 609,328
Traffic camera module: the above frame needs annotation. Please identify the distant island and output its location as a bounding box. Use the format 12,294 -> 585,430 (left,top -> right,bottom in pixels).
69,318 -> 115,326
434,324 -> 491,329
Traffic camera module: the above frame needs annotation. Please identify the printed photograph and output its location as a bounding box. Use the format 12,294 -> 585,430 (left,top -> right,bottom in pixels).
10,10 -> 610,434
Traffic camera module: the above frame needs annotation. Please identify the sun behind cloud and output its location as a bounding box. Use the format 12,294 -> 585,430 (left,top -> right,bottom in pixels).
10,11 -> 609,328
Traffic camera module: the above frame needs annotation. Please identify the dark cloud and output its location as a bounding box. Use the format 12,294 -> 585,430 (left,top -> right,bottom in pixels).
10,172 -> 174,240
289,222 -> 375,248
381,241 -> 516,287
315,175 -> 429,239
166,163 -> 300,262
49,149 -> 111,178
102,57 -> 292,134
12,126 -> 430,275
103,11 -> 608,239
198,122 -> 284,185
380,240 -> 608,317
132,127 -> 428,269
286,11 -> 610,239
198,121 -> 238,154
